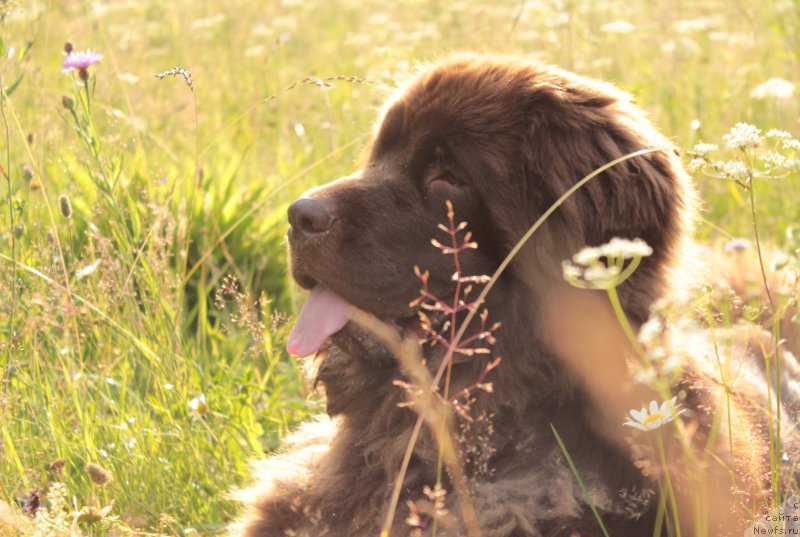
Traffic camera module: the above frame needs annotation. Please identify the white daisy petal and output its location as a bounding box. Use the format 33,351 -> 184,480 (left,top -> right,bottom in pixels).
630,409 -> 646,422
623,421 -> 649,431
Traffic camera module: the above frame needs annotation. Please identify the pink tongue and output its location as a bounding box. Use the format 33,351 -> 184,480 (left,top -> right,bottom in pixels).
287,286 -> 355,357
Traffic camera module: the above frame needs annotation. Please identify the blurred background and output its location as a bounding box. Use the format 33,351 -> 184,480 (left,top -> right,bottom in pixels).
0,0 -> 798,534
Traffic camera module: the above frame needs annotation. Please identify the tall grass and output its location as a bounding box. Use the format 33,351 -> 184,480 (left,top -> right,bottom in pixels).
1,0 -> 799,535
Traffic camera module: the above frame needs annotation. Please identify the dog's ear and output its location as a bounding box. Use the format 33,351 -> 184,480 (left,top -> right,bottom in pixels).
518,75 -> 696,322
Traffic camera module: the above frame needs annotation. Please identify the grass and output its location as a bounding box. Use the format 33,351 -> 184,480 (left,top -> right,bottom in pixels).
0,0 -> 799,535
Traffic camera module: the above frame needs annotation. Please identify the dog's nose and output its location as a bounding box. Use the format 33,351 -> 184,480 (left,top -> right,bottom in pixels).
288,197 -> 334,237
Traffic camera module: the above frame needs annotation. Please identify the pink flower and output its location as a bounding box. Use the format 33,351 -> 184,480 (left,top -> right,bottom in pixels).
61,49 -> 103,79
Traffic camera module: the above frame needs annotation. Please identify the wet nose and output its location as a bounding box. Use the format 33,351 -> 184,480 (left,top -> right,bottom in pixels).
287,197 -> 334,237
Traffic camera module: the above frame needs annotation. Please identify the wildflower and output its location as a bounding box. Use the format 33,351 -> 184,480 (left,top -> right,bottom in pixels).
583,264 -> 621,282
783,139 -> 800,151
85,462 -> 112,486
46,482 -> 69,521
623,397 -> 684,431
715,160 -> 749,181
688,158 -> 705,172
760,151 -> 786,168
574,238 -> 653,264
75,502 -> 115,525
22,165 -> 34,180
62,95 -> 75,111
724,237 -> 751,252
690,119 -> 701,130
59,194 -> 73,218
561,261 -> 582,279
21,491 -> 40,515
638,315 -> 664,345
188,394 -> 207,414
600,237 -> 653,259
765,129 -> 792,139
601,20 -> 634,34
61,49 -> 103,81
750,77 -> 795,100
563,238 -> 653,290
572,246 -> 603,266
723,123 -> 762,150
691,142 -> 718,156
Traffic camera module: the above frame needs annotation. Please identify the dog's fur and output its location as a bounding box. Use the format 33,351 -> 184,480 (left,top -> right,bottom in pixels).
231,54 -> 799,537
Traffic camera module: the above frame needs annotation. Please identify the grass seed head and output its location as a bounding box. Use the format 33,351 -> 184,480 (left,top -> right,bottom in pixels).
85,462 -> 113,486
59,194 -> 73,219
155,66 -> 195,92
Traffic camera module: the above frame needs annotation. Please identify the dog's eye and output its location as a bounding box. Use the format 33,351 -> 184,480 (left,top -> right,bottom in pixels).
425,165 -> 463,190
427,170 -> 461,187
425,169 -> 464,198
422,146 -> 465,198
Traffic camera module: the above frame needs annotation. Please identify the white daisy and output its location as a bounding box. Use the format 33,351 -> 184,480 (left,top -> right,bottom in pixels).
188,394 -> 208,414
623,397 -> 684,431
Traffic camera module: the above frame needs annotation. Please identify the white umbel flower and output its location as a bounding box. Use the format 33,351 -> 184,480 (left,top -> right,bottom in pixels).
750,78 -> 795,100
723,123 -> 763,149
600,237 -> 653,259
691,143 -> 718,156
563,238 -> 653,290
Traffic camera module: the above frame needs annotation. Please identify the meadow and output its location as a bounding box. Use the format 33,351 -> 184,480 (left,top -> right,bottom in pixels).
0,0 -> 798,535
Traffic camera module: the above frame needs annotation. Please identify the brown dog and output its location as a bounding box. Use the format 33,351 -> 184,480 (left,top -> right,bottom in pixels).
231,54 -> 798,537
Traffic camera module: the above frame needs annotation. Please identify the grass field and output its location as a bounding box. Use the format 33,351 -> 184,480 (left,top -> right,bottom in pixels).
1,0 -> 799,535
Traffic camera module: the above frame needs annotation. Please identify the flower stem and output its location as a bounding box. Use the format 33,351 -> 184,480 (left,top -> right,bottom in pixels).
747,174 -> 782,505
606,285 -> 648,365
0,71 -> 16,369
657,430 -> 682,537
747,176 -> 775,311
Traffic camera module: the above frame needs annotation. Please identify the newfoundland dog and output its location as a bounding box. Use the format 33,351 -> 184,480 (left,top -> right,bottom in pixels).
231,54 -> 798,537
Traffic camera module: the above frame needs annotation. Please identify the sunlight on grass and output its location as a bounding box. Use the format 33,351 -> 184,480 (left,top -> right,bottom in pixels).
0,0 -> 798,535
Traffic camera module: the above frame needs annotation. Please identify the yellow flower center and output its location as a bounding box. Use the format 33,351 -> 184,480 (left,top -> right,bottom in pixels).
643,412 -> 665,429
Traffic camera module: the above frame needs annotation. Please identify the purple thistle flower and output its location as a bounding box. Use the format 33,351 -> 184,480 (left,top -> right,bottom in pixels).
61,49 -> 103,80
724,237 -> 752,252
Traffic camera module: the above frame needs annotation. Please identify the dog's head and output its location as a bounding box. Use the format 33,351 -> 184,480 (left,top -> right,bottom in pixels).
286,54 -> 694,362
